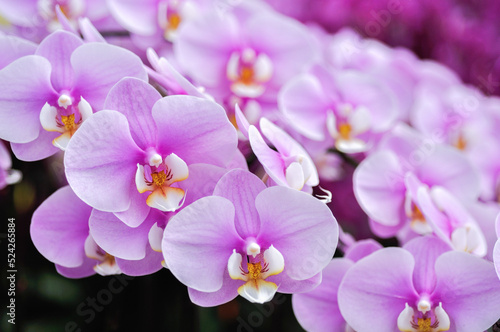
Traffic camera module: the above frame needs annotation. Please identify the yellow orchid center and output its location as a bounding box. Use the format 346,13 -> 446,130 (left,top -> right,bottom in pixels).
454,134 -> 466,150
338,123 -> 352,140
61,113 -> 76,132
239,66 -> 255,86
246,262 -> 265,280
168,12 -> 181,31
151,171 -> 168,188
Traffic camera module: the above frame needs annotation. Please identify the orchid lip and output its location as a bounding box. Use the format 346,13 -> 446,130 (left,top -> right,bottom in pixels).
226,49 -> 273,98
227,245 -> 285,303
39,97 -> 93,150
397,301 -> 450,332
136,153 -> 189,212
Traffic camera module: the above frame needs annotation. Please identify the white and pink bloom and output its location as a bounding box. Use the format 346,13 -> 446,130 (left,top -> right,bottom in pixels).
65,77 -> 238,227
31,186 -> 119,278
174,2 -> 318,108
107,0 -> 208,47
338,236 -> 500,332
0,30 -> 147,160
293,239 -> 382,332
279,65 -> 398,153
0,0 -> 111,39
354,124 -> 481,239
89,163 -> 229,265
236,107 -> 319,192
162,169 -> 338,306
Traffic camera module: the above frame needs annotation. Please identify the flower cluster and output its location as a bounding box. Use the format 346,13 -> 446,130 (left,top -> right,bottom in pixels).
1,1 -> 500,331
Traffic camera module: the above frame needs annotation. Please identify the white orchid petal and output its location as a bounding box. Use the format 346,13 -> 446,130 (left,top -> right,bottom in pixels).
231,83 -> 265,98
164,153 -> 189,185
226,52 -> 240,81
94,257 -> 121,276
40,103 -> 64,133
326,110 -> 338,138
52,132 -> 72,150
238,279 -> 277,304
285,162 -> 305,191
78,97 -> 93,122
148,222 -> 164,252
261,245 -> 284,279
253,53 -> 273,82
146,187 -> 185,212
397,303 -> 418,332
135,164 -> 152,194
84,235 -> 103,261
228,250 -> 247,281
350,105 -> 371,135
434,303 -> 451,331
5,169 -> 22,185
335,138 -> 368,153
451,227 -> 468,252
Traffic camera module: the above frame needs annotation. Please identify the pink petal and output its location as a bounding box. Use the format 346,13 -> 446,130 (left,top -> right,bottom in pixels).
35,31 -> 84,91
187,273 -> 240,307
11,129 -> 60,161
153,95 -> 238,167
248,125 -> 287,186
255,186 -> 338,281
175,11 -> 240,87
0,56 -> 57,143
65,110 -> 145,212
338,248 -> 418,332
402,236 -> 451,295
71,43 -> 148,110
107,0 -> 159,35
89,209 -> 155,260
213,169 -> 266,239
279,74 -> 330,141
293,259 -> 354,332
115,245 -> 164,276
433,251 -> 500,332
104,77 -> 161,150
162,196 -> 244,292
30,186 -> 92,268
354,150 -> 406,226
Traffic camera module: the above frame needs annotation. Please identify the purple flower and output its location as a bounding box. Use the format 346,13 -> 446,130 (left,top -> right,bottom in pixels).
292,239 -> 382,332
107,0 -> 207,46
354,124 -> 480,238
279,65 -> 398,153
31,185 -> 166,277
174,3 -> 318,103
30,186 -> 121,278
89,163 -> 229,266
237,109 -> 319,191
338,236 -> 500,332
417,185 -> 487,257
146,48 -> 212,99
0,0 -> 111,37
0,30 -> 147,161
64,77 -> 238,227
162,169 -> 338,306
